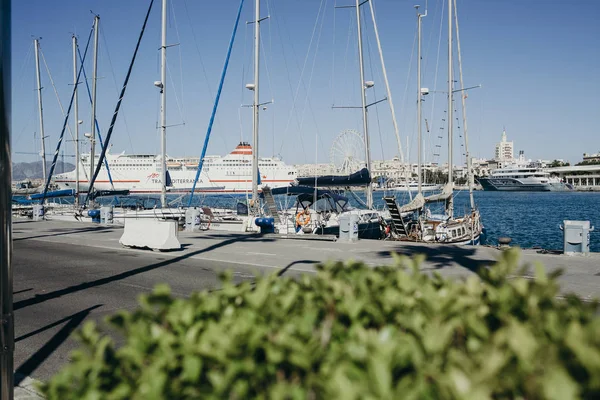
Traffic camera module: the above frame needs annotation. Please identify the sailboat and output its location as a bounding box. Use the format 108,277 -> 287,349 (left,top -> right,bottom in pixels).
383,0 -> 483,245
43,1 -> 188,223
268,0 -> 401,239
107,0 -> 187,222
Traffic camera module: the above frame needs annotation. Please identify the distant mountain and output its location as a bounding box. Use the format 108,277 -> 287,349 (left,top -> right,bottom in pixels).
12,161 -> 75,181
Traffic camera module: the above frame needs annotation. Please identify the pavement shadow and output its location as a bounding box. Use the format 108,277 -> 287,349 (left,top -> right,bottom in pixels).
14,234 -> 275,311
15,304 -> 103,343
14,304 -> 102,385
13,225 -> 115,242
187,232 -> 255,240
277,260 -> 320,277
375,244 -> 496,273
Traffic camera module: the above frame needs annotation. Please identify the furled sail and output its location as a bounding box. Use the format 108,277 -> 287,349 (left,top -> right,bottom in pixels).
398,193 -> 425,213
424,183 -> 453,203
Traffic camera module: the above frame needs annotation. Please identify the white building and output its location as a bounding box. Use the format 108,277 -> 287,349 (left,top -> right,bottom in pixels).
494,129 -> 514,162
582,152 -> 600,163
294,163 -> 338,178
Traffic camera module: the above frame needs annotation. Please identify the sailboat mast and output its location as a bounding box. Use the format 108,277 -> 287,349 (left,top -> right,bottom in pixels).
368,0 -> 404,164
454,0 -> 474,211
89,15 -> 99,200
416,5 -> 426,196
355,0 -> 372,209
33,39 -> 47,183
160,0 -> 167,208
447,0 -> 454,218
251,0 -> 261,212
72,35 -> 80,207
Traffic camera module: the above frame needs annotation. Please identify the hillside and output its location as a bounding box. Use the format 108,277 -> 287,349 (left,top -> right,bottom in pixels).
12,161 -> 75,181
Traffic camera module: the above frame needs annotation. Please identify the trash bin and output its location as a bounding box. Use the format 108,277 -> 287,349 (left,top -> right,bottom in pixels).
339,214 -> 359,242
560,220 -> 594,255
32,204 -> 44,221
100,206 -> 113,225
185,207 -> 201,232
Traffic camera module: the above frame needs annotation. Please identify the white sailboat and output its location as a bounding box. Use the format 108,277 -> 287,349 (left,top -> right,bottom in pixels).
110,0 -> 185,222
270,0 -> 399,239
50,1 -> 186,223
384,0 -> 483,245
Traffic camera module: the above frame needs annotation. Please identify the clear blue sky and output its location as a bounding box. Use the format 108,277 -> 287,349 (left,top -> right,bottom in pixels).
11,0 -> 600,167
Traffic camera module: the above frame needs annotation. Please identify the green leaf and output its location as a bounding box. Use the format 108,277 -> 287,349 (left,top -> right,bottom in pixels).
182,355 -> 202,382
542,365 -> 579,400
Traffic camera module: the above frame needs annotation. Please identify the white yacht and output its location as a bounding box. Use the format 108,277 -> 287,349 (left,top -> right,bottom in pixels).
478,167 -> 571,191
390,181 -> 441,193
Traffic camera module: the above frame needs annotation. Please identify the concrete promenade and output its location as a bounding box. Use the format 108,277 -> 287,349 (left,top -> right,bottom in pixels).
10,219 -> 600,395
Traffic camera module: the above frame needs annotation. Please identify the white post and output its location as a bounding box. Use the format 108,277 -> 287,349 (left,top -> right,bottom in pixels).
90,15 -> 99,202
251,0 -> 261,213
160,0 -> 167,208
356,0 -> 373,209
447,0 -> 454,218
72,35 -> 80,207
34,38 -> 47,183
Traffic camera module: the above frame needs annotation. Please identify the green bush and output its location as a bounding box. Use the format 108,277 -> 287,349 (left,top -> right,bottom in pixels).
42,250 -> 600,399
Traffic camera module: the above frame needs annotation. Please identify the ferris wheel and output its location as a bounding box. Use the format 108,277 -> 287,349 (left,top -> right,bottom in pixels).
329,129 -> 365,174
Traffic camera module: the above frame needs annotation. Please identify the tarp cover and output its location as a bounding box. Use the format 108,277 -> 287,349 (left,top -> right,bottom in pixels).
295,168 -> 371,187
90,190 -> 130,200
29,189 -> 75,199
266,185 -> 345,201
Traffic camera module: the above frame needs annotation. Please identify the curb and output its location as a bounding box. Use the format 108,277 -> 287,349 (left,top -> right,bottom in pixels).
14,375 -> 45,400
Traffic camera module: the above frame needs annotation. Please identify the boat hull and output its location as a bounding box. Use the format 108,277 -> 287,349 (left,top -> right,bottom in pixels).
314,221 -> 382,240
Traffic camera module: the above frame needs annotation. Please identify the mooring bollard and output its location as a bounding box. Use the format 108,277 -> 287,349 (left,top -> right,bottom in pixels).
498,237 -> 512,249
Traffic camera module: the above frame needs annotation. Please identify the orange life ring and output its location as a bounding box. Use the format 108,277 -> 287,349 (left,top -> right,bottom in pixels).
296,211 -> 311,226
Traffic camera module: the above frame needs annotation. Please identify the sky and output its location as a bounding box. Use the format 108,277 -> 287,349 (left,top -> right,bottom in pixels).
10,0 -> 600,168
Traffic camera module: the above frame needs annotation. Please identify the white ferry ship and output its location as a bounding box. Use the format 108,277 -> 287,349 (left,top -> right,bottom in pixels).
54,142 -> 297,194
478,167 -> 571,191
